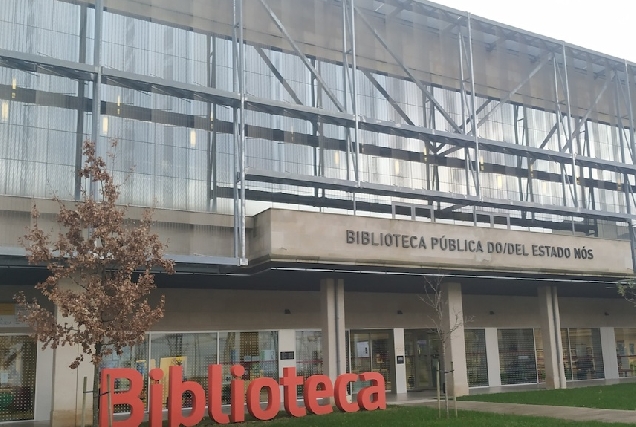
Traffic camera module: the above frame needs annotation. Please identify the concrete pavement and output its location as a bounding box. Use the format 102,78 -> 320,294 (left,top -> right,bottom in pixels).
416,400 -> 636,424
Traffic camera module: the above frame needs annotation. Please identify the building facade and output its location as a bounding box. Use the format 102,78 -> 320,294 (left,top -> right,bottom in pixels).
1,0 -> 636,425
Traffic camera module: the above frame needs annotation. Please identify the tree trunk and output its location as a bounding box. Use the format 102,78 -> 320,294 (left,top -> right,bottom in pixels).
92,342 -> 102,427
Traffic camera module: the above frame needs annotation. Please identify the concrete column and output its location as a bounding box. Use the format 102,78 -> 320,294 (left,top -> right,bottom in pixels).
600,327 -> 619,380
320,278 -> 346,382
277,329 -> 296,405
51,280 -> 95,427
34,346 -> 54,422
391,328 -> 407,396
537,286 -> 566,389
484,328 -> 501,387
441,282 -> 468,397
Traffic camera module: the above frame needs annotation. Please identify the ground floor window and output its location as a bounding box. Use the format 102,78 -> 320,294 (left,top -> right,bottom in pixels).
465,329 -> 488,387
219,331 -> 278,402
404,330 -> 440,391
152,332 -> 218,407
615,328 -> 636,377
0,335 -> 37,422
534,329 -> 546,383
497,329 -> 538,385
561,328 -> 604,381
295,331 -> 322,396
101,330 -> 278,411
349,331 -> 392,393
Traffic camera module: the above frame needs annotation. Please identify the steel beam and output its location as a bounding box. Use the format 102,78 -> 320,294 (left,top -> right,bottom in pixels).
564,70 -> 614,153
258,0 -> 345,112
255,46 -> 303,105
239,0 -> 247,262
467,14 -> 481,197
362,70 -> 414,126
350,0 -> 360,185
476,53 -> 553,129
244,167 -> 636,223
75,4 -> 88,200
353,5 -> 463,134
561,45 -> 579,208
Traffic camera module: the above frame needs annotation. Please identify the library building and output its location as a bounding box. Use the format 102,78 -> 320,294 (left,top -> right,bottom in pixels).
1,0 -> 636,425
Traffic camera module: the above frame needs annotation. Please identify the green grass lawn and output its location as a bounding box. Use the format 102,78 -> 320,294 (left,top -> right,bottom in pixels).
461,382 -> 636,410
139,405 -> 630,426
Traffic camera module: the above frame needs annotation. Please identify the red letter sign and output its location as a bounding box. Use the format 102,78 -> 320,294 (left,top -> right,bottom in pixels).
99,368 -> 144,427
356,372 -> 386,411
303,375 -> 333,415
167,365 -> 205,427
334,373 -> 359,413
279,367 -> 306,417
247,377 -> 280,420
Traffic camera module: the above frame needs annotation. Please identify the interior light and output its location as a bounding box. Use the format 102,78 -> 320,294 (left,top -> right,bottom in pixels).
1,102 -> 8,122
334,151 -> 339,166
497,175 -> 503,189
395,160 -> 400,175
190,129 -> 197,147
11,78 -> 17,90
101,116 -> 109,135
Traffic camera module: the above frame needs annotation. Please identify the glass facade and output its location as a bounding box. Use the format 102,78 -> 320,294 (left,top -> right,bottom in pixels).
561,328 -> 604,381
497,329 -> 538,385
404,329 -> 440,391
0,0 -> 632,243
349,331 -> 392,393
615,328 -> 636,377
295,331 -> 322,396
0,335 -> 37,422
101,330 -> 277,412
465,329 -> 488,387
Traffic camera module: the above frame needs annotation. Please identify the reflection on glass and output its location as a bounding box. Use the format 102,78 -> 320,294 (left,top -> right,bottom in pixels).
497,329 -> 538,385
561,328 -> 604,381
615,328 -> 636,377
100,339 -> 149,413
219,331 -> 278,403
0,335 -> 37,422
295,331 -> 322,396
349,331 -> 391,393
404,329 -> 440,391
465,329 -> 488,387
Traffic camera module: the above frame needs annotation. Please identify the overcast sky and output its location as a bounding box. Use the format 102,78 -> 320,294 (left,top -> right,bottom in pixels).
434,0 -> 636,63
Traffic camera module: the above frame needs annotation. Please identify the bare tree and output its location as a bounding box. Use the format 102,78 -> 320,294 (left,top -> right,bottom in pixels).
420,274 -> 472,417
15,140 -> 175,426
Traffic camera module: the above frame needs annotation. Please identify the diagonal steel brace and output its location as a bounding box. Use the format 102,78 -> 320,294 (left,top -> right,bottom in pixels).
258,0 -> 345,112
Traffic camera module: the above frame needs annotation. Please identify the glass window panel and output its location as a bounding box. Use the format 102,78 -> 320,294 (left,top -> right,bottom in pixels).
348,331 -> 392,393
0,0 -> 89,63
100,339 -> 150,413
218,331 -> 278,403
0,335 -> 37,422
403,329 -> 441,392
465,329 -> 488,387
615,328 -> 636,377
497,328 -> 538,385
295,331 -> 322,397
149,332 -> 218,409
534,328 -> 546,383
562,328 -> 604,381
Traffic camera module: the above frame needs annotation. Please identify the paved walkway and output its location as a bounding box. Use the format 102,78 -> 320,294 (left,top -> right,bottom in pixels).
414,400 -> 636,424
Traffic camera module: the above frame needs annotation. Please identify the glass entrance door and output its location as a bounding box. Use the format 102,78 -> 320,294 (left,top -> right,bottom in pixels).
404,330 -> 440,391
349,330 -> 392,393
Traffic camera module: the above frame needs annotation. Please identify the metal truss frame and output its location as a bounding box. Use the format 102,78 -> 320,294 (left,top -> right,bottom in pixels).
3,0 -> 636,270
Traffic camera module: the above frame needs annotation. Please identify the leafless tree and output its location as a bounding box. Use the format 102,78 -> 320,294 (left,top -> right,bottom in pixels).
420,274 -> 472,417
15,140 -> 175,426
